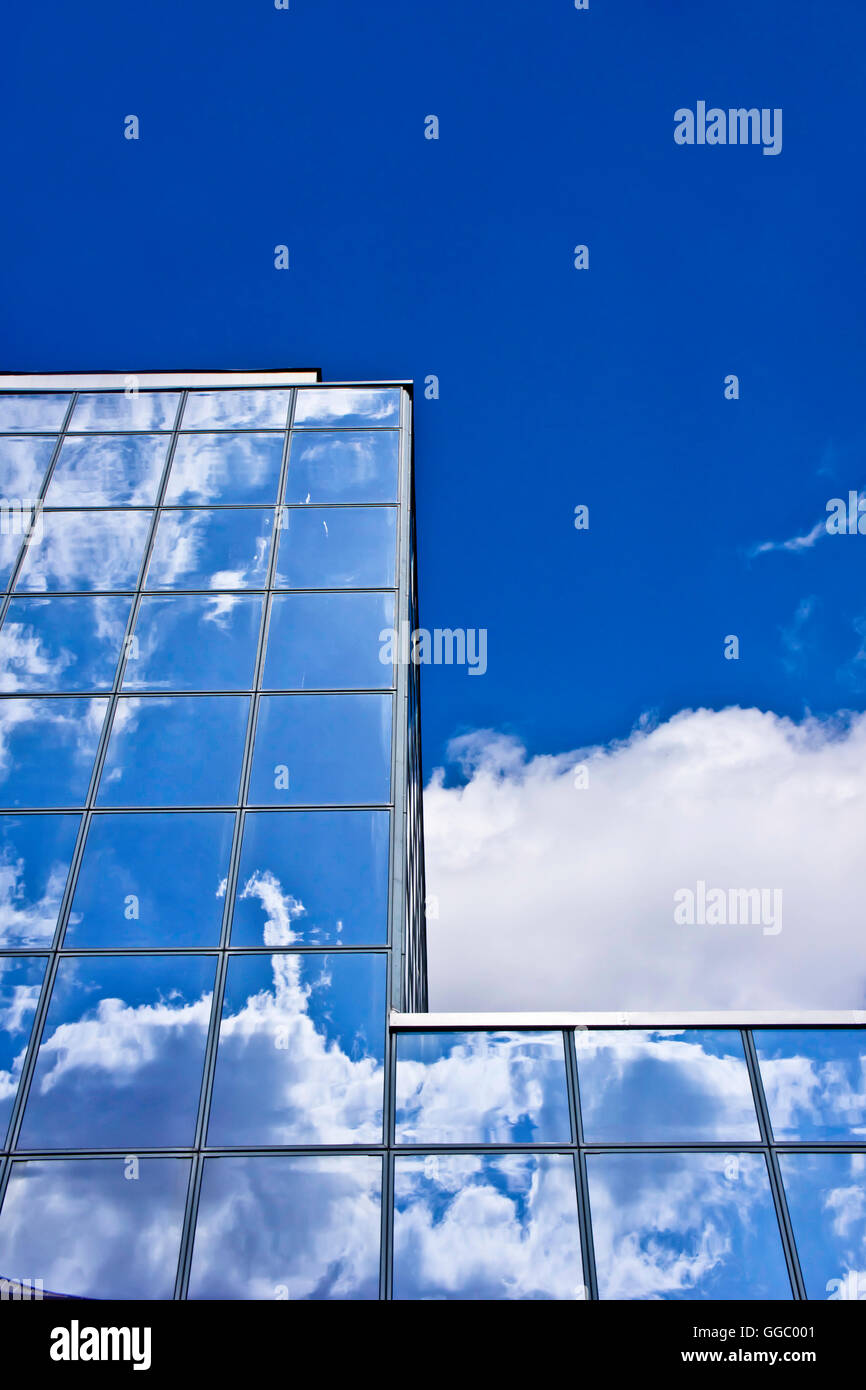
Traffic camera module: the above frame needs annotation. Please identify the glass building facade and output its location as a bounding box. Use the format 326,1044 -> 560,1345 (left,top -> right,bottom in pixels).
0,373 -> 863,1300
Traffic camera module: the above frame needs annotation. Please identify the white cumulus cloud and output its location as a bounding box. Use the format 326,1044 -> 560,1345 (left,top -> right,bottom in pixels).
423,706 -> 866,1011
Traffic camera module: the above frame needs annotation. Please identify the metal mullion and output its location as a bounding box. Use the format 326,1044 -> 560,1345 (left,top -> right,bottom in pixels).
0,392 -> 78,631
576,1147 -> 600,1301
381,1025 -> 398,1300
381,1150 -> 395,1301
174,1152 -> 204,1300
742,1028 -> 807,1300
388,390 -> 411,1010
565,1028 -> 596,1299
175,391 -> 296,1300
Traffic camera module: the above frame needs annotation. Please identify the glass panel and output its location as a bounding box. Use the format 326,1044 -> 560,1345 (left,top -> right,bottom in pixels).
248,694 -> 392,806
285,430 -> 399,504
393,1154 -> 583,1300
754,1029 -> 866,1141
0,1158 -> 189,1299
586,1152 -> 791,1300
45,435 -> 169,506
395,1031 -> 571,1144
0,813 -> 79,946
263,592 -> 394,690
18,954 -> 215,1149
97,696 -> 248,807
0,394 -> 70,432
0,956 -> 47,1140
165,433 -> 284,504
576,1029 -> 760,1143
0,532 -> 25,591
779,1152 -> 866,1302
65,812 -> 234,947
0,436 -> 56,496
13,511 -> 152,592
273,507 -> 396,589
189,1155 -> 381,1300
293,389 -> 400,428
69,391 -> 179,432
207,951 -> 386,1145
145,509 -> 273,591
230,809 -> 389,946
0,595 -> 132,692
0,697 -> 108,808
124,594 -> 262,691
181,390 -> 290,430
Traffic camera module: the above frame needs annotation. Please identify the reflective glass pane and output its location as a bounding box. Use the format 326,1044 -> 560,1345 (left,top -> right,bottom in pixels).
181,390 -> 290,430
0,1158 -> 189,1299
124,595 -> 262,691
97,696 -> 248,807
207,951 -> 386,1145
0,697 -> 108,807
395,1031 -> 571,1144
13,511 -> 152,592
0,394 -> 70,432
273,507 -> 396,589
189,1155 -> 381,1300
393,1154 -> 583,1300
293,389 -> 400,428
0,532 -> 25,591
146,509 -> 273,590
0,813 -> 79,946
65,812 -> 234,947
0,436 -> 56,496
263,592 -> 394,690
166,433 -> 284,504
576,1029 -> 760,1143
0,596 -> 132,692
231,810 -> 389,946
0,956 -> 47,1140
45,435 -> 168,506
754,1029 -> 866,1141
248,694 -> 391,806
586,1152 -> 791,1300
779,1152 -> 866,1302
18,954 -> 215,1148
285,431 -> 399,504
69,391 -> 179,432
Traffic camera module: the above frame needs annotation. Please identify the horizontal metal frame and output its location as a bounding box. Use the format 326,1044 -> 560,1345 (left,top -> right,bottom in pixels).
0,375 -> 414,391
0,587 -> 398,598
33,501 -> 400,510
2,425 -> 401,437
0,687 -> 396,699
0,373 -> 321,389
391,1010 -> 866,1029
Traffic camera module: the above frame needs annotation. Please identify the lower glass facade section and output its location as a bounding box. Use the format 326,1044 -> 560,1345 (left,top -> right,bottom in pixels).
1,1021 -> 864,1298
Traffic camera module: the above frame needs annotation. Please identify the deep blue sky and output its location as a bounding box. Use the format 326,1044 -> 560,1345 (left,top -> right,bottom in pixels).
3,0 -> 865,773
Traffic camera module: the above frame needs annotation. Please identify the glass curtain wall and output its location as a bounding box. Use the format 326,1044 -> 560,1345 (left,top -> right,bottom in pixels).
0,380 -> 421,1300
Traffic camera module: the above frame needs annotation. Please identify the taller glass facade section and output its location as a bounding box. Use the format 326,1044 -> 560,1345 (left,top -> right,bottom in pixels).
0,374 -> 426,1299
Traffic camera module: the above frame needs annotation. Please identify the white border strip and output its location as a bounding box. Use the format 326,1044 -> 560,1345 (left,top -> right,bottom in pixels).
391,1010 -> 866,1029
0,371 -> 320,389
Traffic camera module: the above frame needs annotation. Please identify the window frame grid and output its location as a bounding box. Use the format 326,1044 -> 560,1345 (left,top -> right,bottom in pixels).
0,385 -> 416,1296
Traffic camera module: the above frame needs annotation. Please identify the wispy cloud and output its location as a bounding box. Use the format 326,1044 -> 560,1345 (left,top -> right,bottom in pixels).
750,489 -> 866,557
